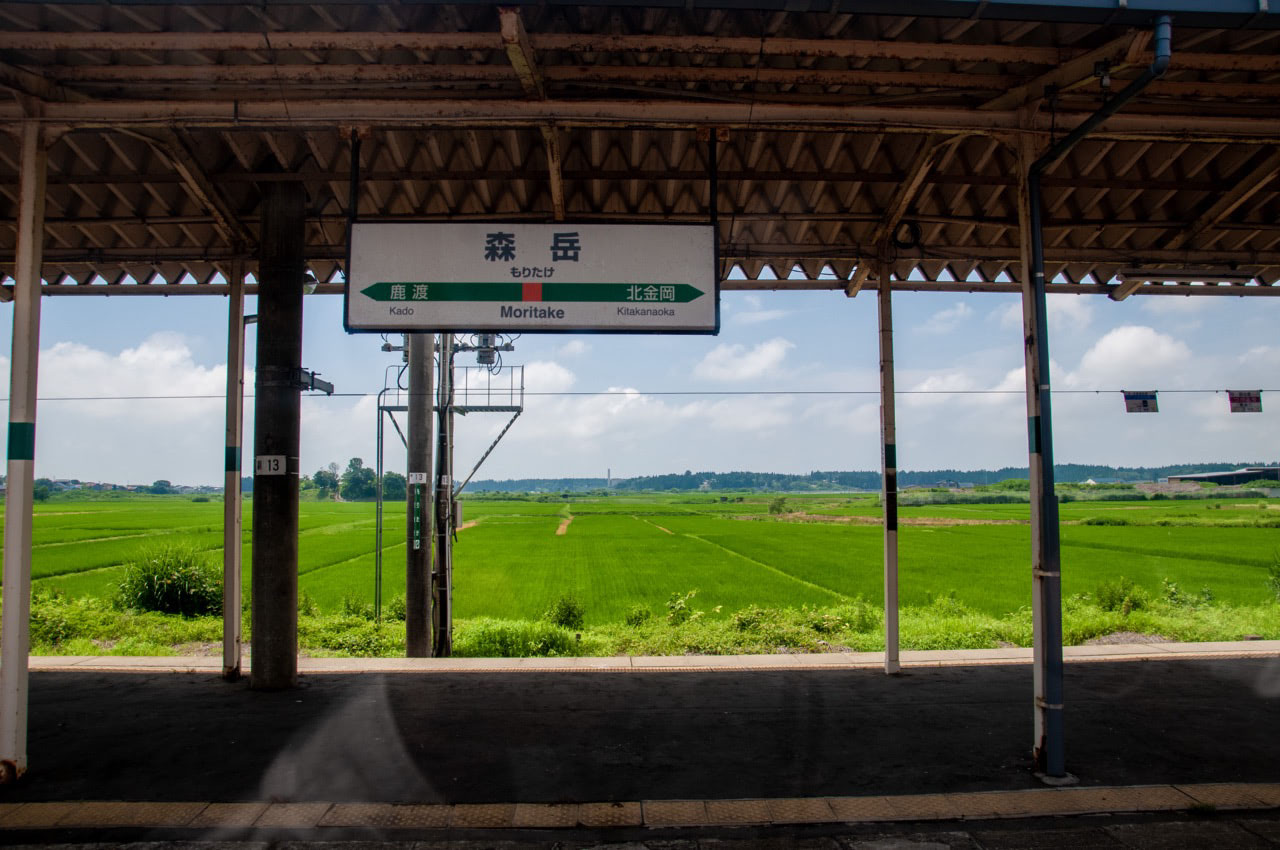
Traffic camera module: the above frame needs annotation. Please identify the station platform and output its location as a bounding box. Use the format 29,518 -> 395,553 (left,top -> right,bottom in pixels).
3,642 -> 1279,846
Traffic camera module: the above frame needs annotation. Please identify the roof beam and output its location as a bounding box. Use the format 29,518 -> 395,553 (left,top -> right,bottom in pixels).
1110,146 -> 1280,300
7,99 -> 1277,143
1164,147 -> 1280,252
13,245 -> 1280,267
0,60 -> 83,103
134,129 -> 253,247
980,29 -> 1148,111
7,31 -> 1280,73
540,125 -> 565,222
500,8 -> 544,99
42,63 -> 1017,92
847,135 -> 964,297
499,9 -> 562,221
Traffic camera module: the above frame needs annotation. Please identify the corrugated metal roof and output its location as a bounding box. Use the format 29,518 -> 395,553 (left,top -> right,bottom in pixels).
1,1 -> 1278,296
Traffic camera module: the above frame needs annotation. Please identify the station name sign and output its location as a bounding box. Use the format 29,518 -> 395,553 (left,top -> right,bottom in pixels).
346,223 -> 718,334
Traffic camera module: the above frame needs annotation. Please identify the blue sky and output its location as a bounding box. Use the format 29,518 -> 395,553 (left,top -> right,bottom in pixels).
2,283 -> 1277,487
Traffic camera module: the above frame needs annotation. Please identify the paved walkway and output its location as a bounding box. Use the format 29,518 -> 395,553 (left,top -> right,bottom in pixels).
27,638 -> 1280,672
3,643 -> 1279,844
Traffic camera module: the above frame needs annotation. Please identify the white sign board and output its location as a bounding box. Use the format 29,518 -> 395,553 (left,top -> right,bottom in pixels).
1123,391 -> 1159,413
255,455 -> 287,476
408,472 -> 429,485
346,223 -> 718,333
1228,390 -> 1263,413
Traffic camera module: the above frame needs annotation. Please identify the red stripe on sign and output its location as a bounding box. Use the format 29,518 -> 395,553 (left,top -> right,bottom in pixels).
522,282 -> 542,301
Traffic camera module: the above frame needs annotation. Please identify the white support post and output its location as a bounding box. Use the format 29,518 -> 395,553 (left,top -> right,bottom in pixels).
222,259 -> 246,680
877,255 -> 901,675
1,122 -> 48,783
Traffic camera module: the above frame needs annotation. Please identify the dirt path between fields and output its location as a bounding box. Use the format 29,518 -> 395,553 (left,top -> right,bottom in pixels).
637,516 -> 674,534
556,515 -> 573,535
457,520 -> 478,532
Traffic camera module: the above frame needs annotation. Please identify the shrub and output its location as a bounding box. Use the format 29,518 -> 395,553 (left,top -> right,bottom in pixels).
768,497 -> 788,514
1095,577 -> 1148,613
191,496 -> 210,503
666,589 -> 699,625
543,594 -> 585,629
623,604 -> 653,627
805,599 -> 880,634
115,544 -> 222,616
297,590 -> 321,617
1081,515 -> 1129,526
386,594 -> 408,622
341,594 -> 376,620
454,618 -> 575,657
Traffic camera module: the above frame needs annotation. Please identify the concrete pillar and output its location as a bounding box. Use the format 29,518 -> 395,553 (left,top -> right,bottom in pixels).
876,254 -> 900,675
223,259 -> 246,680
405,333 -> 435,656
250,181 -> 306,690
0,122 -> 47,782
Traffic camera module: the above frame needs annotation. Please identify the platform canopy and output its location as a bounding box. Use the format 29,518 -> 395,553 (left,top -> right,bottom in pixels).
1,0 -> 1279,296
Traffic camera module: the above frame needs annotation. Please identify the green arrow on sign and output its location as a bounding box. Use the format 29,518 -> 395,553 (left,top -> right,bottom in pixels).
361,281 -> 705,304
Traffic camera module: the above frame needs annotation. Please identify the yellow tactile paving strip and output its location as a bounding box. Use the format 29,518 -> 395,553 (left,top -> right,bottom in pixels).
0,783 -> 1276,832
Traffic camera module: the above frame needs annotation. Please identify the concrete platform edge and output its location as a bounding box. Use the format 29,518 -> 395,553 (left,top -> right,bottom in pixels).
20,640 -> 1280,673
1,783 -> 1278,832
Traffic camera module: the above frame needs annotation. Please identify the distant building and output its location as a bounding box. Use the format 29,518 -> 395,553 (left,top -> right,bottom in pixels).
1167,467 -> 1280,486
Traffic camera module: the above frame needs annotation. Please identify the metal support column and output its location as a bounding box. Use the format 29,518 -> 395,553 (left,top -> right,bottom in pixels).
406,333 -> 435,656
1019,15 -> 1170,779
1016,135 -> 1061,775
222,259 -> 246,680
250,181 -> 306,690
0,122 -> 47,783
433,333 -> 454,657
876,253 -> 900,675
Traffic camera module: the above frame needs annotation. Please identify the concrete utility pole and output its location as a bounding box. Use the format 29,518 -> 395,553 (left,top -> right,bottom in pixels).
222,258 -> 246,680
405,333 -> 435,656
433,333 -> 455,656
876,252 -> 901,676
250,181 -> 306,690
0,121 -> 47,783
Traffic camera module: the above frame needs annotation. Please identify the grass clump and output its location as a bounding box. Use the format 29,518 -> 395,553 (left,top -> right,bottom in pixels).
115,543 -> 222,617
1268,552 -> 1280,602
1094,576 -> 1149,614
623,604 -> 653,627
453,618 -> 578,657
543,594 -> 585,629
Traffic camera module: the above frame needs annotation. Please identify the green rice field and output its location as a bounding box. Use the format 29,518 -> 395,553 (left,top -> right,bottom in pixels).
11,491 -> 1280,626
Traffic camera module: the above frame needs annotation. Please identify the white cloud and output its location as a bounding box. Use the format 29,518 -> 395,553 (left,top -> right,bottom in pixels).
917,302 -> 973,334
731,294 -> 792,325
694,337 -> 794,381
1062,325 -> 1192,390
1140,296 -> 1221,316
993,295 -> 1092,334
25,334 -> 236,485
994,301 -> 1023,331
556,339 -> 590,358
1047,294 -> 1095,332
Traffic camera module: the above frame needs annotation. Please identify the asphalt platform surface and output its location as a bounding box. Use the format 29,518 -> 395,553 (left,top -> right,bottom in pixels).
6,656 -> 1280,805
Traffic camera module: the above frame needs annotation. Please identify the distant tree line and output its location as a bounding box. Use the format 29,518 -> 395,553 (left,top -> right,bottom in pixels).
465,462 -> 1274,493
300,458 -> 406,502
